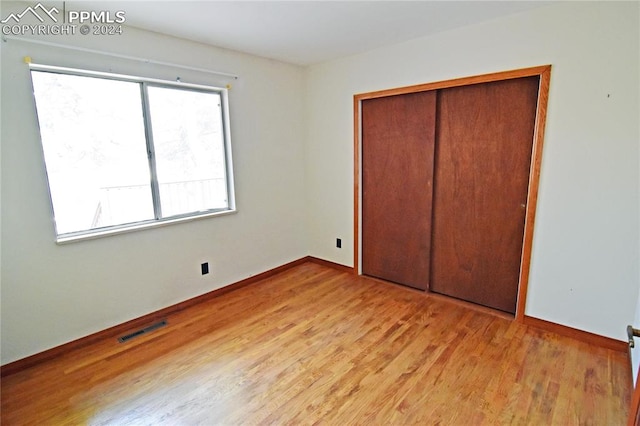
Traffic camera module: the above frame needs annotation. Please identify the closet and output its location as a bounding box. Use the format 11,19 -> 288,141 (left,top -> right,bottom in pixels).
357,66 -> 550,315
361,91 -> 437,291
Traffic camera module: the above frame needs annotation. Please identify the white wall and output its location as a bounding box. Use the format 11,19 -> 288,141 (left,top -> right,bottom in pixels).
1,12 -> 308,363
304,2 -> 640,341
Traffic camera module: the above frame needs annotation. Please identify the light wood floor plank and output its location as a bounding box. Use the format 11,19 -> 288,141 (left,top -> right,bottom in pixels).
1,262 -> 631,425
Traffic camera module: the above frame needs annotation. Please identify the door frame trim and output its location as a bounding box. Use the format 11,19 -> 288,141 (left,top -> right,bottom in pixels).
353,65 -> 552,321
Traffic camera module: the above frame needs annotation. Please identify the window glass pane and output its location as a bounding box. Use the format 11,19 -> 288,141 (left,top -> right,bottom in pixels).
31,71 -> 154,234
146,86 -> 228,217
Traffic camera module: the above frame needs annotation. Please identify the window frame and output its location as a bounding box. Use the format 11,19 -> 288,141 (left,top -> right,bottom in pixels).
29,64 -> 236,243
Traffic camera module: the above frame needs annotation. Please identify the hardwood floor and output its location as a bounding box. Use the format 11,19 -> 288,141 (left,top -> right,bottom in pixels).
1,262 -> 631,425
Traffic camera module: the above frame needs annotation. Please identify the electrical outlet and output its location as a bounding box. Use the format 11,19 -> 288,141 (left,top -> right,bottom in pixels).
336,238 -> 342,248
201,262 -> 209,275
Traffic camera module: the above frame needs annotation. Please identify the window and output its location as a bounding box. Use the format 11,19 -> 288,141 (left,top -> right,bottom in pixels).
30,65 -> 235,242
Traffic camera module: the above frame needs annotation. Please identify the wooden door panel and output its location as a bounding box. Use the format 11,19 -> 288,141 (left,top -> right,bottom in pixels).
361,91 -> 437,290
430,77 -> 539,313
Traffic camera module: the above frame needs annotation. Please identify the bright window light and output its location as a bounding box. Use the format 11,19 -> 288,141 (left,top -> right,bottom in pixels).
146,86 -> 228,217
30,67 -> 235,241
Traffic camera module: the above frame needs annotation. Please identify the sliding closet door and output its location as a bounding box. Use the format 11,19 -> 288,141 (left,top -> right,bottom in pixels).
430,77 -> 539,313
361,91 -> 436,290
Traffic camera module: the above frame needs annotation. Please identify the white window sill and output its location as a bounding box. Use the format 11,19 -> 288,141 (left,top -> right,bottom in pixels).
55,209 -> 237,244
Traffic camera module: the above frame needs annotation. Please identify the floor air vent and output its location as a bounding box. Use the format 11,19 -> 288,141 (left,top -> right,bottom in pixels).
118,320 -> 167,343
